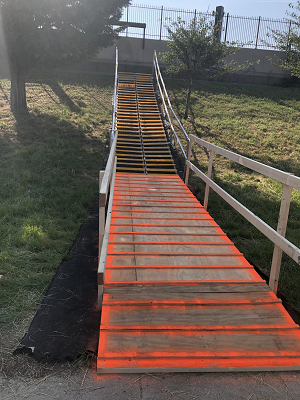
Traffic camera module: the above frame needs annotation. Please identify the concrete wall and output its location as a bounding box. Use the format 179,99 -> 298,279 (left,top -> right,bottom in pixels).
72,36 -> 291,85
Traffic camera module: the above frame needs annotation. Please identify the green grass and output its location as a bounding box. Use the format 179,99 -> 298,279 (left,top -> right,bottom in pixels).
1,70 -> 300,344
167,78 -> 300,312
0,70 -> 113,330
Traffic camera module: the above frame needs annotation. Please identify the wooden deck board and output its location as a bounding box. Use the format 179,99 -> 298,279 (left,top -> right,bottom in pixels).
98,172 -> 300,372
98,72 -> 300,373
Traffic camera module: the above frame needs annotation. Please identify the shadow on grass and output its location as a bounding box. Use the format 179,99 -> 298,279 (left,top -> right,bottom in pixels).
47,80 -> 82,113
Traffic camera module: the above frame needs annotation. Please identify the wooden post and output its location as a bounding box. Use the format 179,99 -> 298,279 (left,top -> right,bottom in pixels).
98,157 -> 117,301
98,285 -> 103,310
185,137 -> 192,185
99,170 -> 105,260
269,182 -> 293,293
98,170 -> 105,310
204,150 -> 214,210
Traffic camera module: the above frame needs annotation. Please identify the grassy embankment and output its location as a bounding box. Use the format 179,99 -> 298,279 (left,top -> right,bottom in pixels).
1,71 -> 300,354
0,71 -> 113,350
166,78 -> 300,312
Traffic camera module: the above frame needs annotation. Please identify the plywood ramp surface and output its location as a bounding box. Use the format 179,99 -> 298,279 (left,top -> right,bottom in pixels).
97,173 -> 300,373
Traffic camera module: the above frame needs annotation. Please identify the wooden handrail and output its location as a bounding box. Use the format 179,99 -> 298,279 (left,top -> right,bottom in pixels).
98,156 -> 117,308
185,134 -> 300,294
99,132 -> 118,207
189,134 -> 300,189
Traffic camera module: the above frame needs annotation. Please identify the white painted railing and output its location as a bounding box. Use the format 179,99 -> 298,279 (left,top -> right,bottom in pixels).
185,133 -> 300,294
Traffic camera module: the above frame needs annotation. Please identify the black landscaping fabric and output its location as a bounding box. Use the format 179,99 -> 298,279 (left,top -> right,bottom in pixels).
14,197 -> 100,362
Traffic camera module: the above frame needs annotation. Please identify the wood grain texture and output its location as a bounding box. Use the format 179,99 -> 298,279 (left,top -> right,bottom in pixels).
98,76 -> 300,373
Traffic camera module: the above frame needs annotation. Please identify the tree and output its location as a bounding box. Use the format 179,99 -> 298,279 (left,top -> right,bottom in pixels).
267,2 -> 300,78
160,15 -> 249,119
0,0 -> 130,115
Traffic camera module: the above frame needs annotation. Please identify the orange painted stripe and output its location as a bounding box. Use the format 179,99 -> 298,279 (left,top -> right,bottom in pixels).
108,241 -> 233,245
111,210 -> 209,214
102,300 -> 281,306
97,357 -> 300,371
110,223 -> 218,228
108,232 -> 227,236
110,216 -> 214,221
114,200 -> 199,204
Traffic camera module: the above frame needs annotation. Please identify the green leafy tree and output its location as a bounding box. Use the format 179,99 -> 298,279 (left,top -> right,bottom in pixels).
267,2 -> 300,78
0,0 -> 129,115
160,15 -> 249,119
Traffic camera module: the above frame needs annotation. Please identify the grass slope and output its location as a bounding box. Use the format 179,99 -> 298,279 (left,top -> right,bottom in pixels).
167,78 -> 300,312
0,71 -> 113,337
1,72 -> 300,366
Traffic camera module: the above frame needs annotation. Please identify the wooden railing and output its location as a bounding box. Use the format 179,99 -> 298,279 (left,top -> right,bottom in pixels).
97,133 -> 118,308
185,134 -> 300,294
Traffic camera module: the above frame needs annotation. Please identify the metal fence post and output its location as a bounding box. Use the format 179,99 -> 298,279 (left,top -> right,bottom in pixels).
269,182 -> 293,294
255,16 -> 261,49
287,20 -> 292,51
214,6 -> 224,43
224,13 -> 229,42
159,6 -> 164,40
126,5 -> 129,37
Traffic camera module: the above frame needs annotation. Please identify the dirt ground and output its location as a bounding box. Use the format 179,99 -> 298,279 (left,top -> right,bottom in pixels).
1,351 -> 300,400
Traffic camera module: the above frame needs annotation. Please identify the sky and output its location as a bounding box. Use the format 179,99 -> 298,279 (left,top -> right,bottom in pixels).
132,1 -> 297,20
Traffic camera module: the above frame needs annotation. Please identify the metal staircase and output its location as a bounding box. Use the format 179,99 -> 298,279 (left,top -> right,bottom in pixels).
116,72 -> 176,174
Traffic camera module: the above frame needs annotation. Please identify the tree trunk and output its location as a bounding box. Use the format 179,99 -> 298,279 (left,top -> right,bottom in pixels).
184,77 -> 193,119
10,67 -> 28,116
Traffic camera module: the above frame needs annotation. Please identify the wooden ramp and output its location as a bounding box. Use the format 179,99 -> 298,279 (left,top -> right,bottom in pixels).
97,173 -> 300,373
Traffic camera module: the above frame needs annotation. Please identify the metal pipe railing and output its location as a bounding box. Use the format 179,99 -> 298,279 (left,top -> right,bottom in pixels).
153,50 -> 189,161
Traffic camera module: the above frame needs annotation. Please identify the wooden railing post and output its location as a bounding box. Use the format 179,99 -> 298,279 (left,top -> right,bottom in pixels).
98,170 -> 105,310
99,170 -> 105,255
269,182 -> 293,293
185,137 -> 192,185
98,156 -> 117,309
204,150 -> 214,210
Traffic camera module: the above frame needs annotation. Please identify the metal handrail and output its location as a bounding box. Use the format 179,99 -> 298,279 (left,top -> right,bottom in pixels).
185,133 -> 300,294
110,47 -> 118,147
153,50 -> 189,159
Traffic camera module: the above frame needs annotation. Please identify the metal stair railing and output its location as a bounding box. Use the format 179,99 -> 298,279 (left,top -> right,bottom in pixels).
110,47 -> 118,147
153,50 -> 190,162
